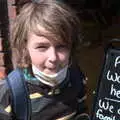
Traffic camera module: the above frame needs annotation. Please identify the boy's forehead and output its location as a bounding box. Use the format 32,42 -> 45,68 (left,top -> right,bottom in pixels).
30,25 -> 63,40
28,31 -> 66,45
29,24 -> 71,46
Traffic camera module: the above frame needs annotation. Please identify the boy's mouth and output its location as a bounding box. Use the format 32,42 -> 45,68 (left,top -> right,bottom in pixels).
44,67 -> 58,74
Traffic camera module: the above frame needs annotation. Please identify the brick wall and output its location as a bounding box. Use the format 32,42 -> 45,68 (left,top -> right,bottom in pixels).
0,0 -> 16,79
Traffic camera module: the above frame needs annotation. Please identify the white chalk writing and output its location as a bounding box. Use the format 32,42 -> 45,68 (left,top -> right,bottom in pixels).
96,109 -> 116,120
110,84 -> 120,98
115,56 -> 120,68
99,99 -> 114,113
107,70 -> 120,84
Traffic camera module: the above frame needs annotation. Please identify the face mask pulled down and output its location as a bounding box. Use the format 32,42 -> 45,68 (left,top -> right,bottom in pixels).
32,65 -> 68,87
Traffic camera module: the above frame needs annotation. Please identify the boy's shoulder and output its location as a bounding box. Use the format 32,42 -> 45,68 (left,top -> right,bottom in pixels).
0,69 -> 21,101
0,79 -> 8,90
0,79 -> 11,120
0,79 -> 9,104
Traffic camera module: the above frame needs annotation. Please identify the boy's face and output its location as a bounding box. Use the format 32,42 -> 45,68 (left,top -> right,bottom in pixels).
27,31 -> 70,75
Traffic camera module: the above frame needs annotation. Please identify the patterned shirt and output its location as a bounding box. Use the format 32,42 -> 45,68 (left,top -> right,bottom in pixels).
0,66 -> 88,120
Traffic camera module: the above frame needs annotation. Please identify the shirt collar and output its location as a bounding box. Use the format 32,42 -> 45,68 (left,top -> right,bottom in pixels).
23,68 -> 70,89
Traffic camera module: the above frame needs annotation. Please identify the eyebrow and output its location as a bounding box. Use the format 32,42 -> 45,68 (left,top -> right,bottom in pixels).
34,42 -> 50,46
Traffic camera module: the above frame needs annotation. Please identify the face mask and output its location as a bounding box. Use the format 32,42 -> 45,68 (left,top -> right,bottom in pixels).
32,64 -> 68,87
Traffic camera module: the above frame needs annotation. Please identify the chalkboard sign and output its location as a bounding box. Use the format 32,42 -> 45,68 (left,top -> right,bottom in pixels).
92,45 -> 120,120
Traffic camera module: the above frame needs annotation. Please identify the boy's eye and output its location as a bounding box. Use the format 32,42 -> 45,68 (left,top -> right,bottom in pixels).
35,46 -> 48,51
56,45 -> 67,50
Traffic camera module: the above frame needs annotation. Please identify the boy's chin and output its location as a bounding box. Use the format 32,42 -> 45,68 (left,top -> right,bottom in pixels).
43,69 -> 58,75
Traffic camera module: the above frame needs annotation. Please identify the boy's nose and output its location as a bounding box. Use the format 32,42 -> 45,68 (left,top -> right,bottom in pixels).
48,47 -> 57,62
